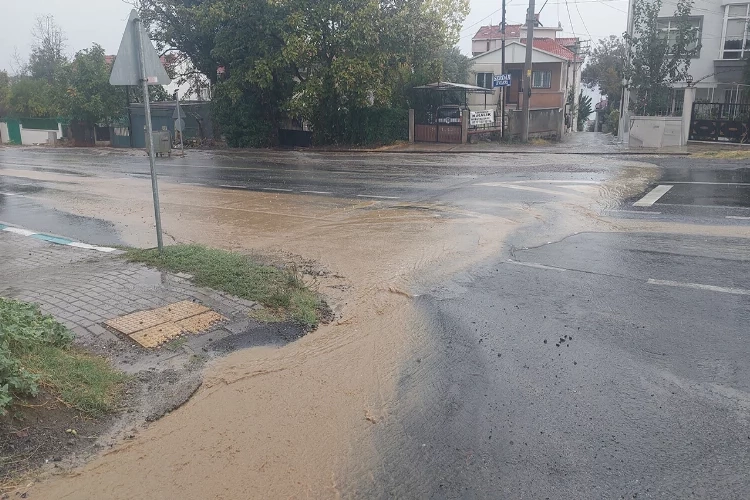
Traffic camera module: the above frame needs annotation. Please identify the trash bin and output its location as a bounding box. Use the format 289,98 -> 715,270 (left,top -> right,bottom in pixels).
145,131 -> 172,157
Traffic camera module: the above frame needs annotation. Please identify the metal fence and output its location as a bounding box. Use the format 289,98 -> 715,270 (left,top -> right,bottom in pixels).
689,102 -> 750,143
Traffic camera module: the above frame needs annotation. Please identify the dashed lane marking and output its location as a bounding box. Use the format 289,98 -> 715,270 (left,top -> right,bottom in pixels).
726,215 -> 750,220
301,190 -> 333,195
606,209 -> 662,215
633,185 -> 673,207
262,187 -> 293,192
357,194 -> 401,199
506,260 -> 568,271
647,279 -> 750,296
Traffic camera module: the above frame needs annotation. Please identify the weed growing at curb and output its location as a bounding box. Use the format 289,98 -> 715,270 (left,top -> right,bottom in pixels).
0,298 -> 124,416
124,245 -> 324,328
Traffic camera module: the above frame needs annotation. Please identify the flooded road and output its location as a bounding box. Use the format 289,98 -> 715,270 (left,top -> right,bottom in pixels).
1,146 -> 749,498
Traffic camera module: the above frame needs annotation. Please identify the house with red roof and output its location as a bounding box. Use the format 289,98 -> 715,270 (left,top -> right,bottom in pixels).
467,17 -> 583,138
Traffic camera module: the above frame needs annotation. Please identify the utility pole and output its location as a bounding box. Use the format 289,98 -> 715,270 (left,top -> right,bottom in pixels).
501,0 -> 506,139
619,0 -> 635,143
571,40 -> 579,133
521,0 -> 536,142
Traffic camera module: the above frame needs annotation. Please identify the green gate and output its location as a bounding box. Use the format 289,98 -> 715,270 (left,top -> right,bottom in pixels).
4,119 -> 22,144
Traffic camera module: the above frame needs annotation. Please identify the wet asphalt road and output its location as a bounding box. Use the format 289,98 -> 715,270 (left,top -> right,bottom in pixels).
2,147 -> 750,498
373,232 -> 750,499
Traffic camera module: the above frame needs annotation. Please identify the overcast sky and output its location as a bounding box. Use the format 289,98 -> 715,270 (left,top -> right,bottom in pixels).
1,0 -> 628,74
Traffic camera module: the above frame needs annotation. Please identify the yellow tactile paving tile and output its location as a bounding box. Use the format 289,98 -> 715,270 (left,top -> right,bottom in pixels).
129,322 -> 185,348
105,300 -> 209,334
176,311 -> 225,333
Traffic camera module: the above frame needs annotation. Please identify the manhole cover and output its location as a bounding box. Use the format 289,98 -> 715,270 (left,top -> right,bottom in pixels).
105,300 -> 225,348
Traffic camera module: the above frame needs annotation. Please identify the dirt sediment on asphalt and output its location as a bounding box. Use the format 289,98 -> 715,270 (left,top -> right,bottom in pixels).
23,176 -> 524,498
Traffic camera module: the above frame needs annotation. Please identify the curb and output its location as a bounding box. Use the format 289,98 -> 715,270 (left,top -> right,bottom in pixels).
303,149 -> 692,156
0,222 -> 119,253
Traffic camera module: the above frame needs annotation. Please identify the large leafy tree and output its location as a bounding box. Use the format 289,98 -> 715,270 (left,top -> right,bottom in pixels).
6,78 -> 67,117
28,16 -> 68,83
582,36 -> 627,109
137,0 -> 469,145
624,0 -> 699,114
67,44 -> 125,125
0,71 -> 9,116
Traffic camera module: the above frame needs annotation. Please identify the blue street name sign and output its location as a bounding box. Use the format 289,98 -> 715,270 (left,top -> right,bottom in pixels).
493,74 -> 512,87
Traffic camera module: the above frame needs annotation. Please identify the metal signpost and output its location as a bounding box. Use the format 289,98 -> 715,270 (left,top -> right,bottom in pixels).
173,93 -> 185,156
110,10 -> 171,253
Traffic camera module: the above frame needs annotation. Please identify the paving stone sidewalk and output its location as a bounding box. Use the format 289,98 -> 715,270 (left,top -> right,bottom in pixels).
0,230 -> 262,370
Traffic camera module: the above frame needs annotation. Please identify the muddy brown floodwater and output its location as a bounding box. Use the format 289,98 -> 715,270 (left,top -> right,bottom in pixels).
8,171 -> 526,499
7,160 -> 745,498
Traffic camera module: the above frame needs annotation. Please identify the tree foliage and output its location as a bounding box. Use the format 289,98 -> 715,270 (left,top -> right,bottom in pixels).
624,0 -> 699,114
581,35 -> 627,109
67,44 -> 124,124
138,0 -> 469,145
0,71 -> 9,116
28,16 -> 68,83
577,91 -> 593,131
6,78 -> 68,118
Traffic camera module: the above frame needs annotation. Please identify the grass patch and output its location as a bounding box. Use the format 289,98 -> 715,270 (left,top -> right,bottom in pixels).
20,345 -> 125,415
0,298 -> 124,416
123,245 -> 323,327
693,150 -> 750,159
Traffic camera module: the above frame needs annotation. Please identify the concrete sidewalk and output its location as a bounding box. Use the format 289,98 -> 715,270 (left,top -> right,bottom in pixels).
0,228 -> 282,373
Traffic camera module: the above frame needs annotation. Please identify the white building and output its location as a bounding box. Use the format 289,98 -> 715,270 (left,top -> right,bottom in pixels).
655,0 -> 749,103
468,18 -> 583,136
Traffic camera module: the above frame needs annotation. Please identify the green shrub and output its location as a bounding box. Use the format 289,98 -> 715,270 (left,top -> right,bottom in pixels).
607,109 -> 620,135
0,298 -> 123,416
0,298 -> 72,415
313,107 -> 409,146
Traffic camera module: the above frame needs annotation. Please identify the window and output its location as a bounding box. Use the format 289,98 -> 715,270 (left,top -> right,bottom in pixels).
531,71 -> 551,89
657,16 -> 702,56
476,73 -> 493,89
721,4 -> 750,59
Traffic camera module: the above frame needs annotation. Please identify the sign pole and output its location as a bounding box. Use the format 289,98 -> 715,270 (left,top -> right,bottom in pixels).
521,0 -> 535,142
175,91 -> 184,156
501,0 -> 506,139
135,17 -> 164,253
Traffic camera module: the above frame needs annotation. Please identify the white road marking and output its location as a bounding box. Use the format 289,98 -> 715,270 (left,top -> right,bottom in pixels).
68,242 -> 118,252
670,181 -> 750,186
262,187 -> 293,192
510,180 -> 602,184
357,194 -> 400,199
726,215 -> 750,220
301,190 -> 333,195
0,192 -> 18,196
506,260 -> 567,271
3,227 -> 37,236
607,209 -> 662,215
220,184 -> 245,189
633,185 -> 673,207
475,182 -> 567,196
647,279 -> 750,296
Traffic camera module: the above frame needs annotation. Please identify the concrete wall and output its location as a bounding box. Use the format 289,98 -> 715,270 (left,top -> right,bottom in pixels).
0,122 -> 9,144
507,107 -> 561,139
628,116 -> 684,148
19,123 -> 62,145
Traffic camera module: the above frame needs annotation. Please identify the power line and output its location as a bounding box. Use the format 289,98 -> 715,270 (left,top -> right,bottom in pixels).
460,1 -> 516,35
575,2 -> 593,40
564,0 -> 577,38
